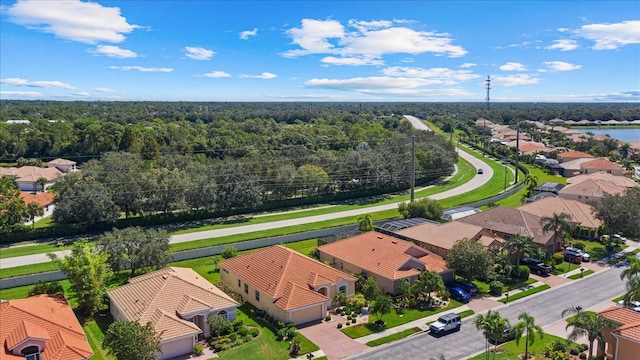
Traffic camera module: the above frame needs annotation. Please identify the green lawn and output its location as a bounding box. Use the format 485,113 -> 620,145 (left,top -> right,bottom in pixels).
467,333 -> 579,360
341,300 -> 464,339
568,270 -> 594,280
476,279 -> 536,296
500,285 -> 550,303
365,328 -> 421,347
0,241 -> 70,259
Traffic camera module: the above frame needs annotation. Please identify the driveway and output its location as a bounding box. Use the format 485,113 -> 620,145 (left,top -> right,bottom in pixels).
297,320 -> 369,360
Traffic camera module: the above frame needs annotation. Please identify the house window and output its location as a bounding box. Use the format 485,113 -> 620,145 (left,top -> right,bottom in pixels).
338,285 -> 346,294
244,283 -> 248,294
255,290 -> 260,302
218,310 -> 228,320
607,170 -> 611,174
237,279 -> 241,287
22,346 -> 41,360
25,354 -> 41,360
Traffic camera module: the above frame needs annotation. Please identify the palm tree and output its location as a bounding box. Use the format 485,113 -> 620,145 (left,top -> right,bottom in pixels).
396,279 -> 414,308
357,214 -> 374,232
619,143 -> 631,159
371,294 -> 394,325
35,177 -> 48,193
503,234 -> 534,267
333,291 -> 347,307
26,201 -> 44,229
620,258 -> 640,282
624,276 -> 640,305
474,310 -> 509,360
562,306 -> 617,360
525,174 -> 539,196
540,212 -> 573,252
513,312 -> 544,360
413,270 -> 444,305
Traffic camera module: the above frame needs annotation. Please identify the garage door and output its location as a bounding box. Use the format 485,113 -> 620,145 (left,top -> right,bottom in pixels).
159,337 -> 194,360
291,305 -> 323,325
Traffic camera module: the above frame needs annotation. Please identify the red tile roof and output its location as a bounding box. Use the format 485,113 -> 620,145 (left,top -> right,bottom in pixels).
0,295 -> 93,360
581,158 -> 623,170
558,150 -> 593,159
318,231 -> 449,280
19,192 -> 55,207
219,245 -> 356,311
597,306 -> 640,342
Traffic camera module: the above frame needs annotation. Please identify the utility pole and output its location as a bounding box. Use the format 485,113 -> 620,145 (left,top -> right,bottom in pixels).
410,135 -> 416,202
484,76 -> 491,157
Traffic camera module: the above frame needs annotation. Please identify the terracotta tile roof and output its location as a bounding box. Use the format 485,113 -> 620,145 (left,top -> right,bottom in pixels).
558,150 -> 593,159
107,267 -> 239,341
397,221 -> 485,250
560,158 -> 595,170
19,192 -> 55,207
518,197 -> 602,228
597,306 -> 640,342
219,245 -> 356,311
0,295 -> 93,360
567,172 -> 638,186
48,158 -> 77,166
456,206 -> 554,246
581,158 -> 623,170
560,173 -> 638,198
6,166 -> 64,182
318,232 -> 449,279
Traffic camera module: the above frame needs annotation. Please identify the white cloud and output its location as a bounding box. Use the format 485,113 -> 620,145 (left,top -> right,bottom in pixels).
0,90 -> 43,98
239,28 -> 258,40
545,39 -> 579,51
1,77 -> 76,89
460,62 -> 476,68
240,72 -> 277,79
540,61 -> 582,72
282,18 -> 467,62
491,74 -> 540,87
202,71 -> 231,78
381,67 -> 481,85
4,0 -> 139,44
304,76 -> 473,97
89,45 -> 137,58
109,66 -> 173,72
72,91 -> 91,97
499,62 -> 528,71
184,46 -> 215,60
557,28 -> 569,33
577,20 -> 640,50
94,87 -> 116,92
321,56 -> 384,66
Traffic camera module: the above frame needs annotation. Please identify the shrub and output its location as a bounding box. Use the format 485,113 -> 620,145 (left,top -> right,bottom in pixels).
553,253 -> 564,265
194,343 -> 204,356
220,245 -> 238,259
250,328 -> 259,337
238,327 -> 249,337
276,321 -> 285,329
551,350 -> 569,360
286,327 -> 297,340
569,347 -> 580,356
289,340 -> 301,357
349,294 -> 367,309
347,315 -> 352,321
229,332 -> 237,342
232,319 -> 244,331
489,280 -> 504,296
351,318 -> 356,323
579,353 -> 587,360
277,328 -> 287,341
337,323 -> 343,329
214,344 -> 223,352
574,242 -> 586,250
325,314 -> 331,321
579,344 -> 588,352
518,265 -> 530,280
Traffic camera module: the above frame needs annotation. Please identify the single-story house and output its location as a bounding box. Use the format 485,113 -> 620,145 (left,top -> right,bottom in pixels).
108,267 -> 239,360
0,294 -> 93,360
556,150 -> 593,163
219,245 -> 356,325
558,172 -> 639,203
47,158 -> 77,173
19,192 -> 56,222
394,221 -> 503,259
0,166 -> 63,192
518,197 -> 602,239
456,206 -> 558,252
559,158 -> 597,177
317,231 -> 453,294
596,306 -> 640,360
580,158 -> 625,176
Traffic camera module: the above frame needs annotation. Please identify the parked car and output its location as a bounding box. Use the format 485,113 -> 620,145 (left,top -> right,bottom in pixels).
449,279 -> 479,295
564,247 -> 589,263
568,247 -> 590,262
429,313 -> 462,335
446,286 -> 471,303
563,248 -> 583,264
520,258 -> 552,276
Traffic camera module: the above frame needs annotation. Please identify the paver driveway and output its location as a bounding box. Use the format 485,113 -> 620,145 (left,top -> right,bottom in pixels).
298,320 -> 369,360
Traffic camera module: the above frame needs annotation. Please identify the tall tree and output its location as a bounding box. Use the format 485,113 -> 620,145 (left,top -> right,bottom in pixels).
103,320 -> 162,360
52,175 -> 119,226
474,310 -> 510,360
562,306 -> 617,360
503,234 -> 535,267
371,294 -> 394,324
48,240 -> 112,317
26,201 -> 44,228
591,187 -> 640,239
0,175 -> 28,233
540,212 -> 572,252
413,270 -> 445,305
513,312 -> 544,360
624,276 -> 640,305
620,258 -> 640,282
446,238 -> 494,281
99,227 -> 170,276
35,176 -> 48,193
398,198 -> 444,221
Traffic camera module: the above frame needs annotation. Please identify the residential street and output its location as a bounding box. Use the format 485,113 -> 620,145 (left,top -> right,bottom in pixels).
348,266 -> 627,360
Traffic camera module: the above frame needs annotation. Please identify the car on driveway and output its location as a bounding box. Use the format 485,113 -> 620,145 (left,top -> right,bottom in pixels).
449,279 -> 479,296
446,286 -> 471,303
521,258 -> 552,276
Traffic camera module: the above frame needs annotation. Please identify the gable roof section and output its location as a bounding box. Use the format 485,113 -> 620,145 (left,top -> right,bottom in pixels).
219,245 -> 356,310
318,231 -> 449,279
597,306 -> 640,342
557,150 -> 593,160
48,158 -> 77,166
518,197 -> 602,228
560,173 -> 638,198
456,206 -> 553,246
19,192 -> 55,207
560,158 -> 595,170
581,158 -> 623,170
0,295 -> 93,360
107,267 -> 239,340
396,221 -> 484,250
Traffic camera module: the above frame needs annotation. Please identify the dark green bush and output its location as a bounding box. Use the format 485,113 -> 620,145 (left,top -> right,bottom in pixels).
570,347 -> 580,356
579,353 -> 587,359
250,328 -> 259,337
553,253 -> 564,265
489,280 -> 504,296
238,327 -> 249,337
337,323 -> 343,329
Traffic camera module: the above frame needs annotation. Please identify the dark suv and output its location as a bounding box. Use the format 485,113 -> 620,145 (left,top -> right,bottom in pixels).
449,279 -> 479,296
521,258 -> 552,276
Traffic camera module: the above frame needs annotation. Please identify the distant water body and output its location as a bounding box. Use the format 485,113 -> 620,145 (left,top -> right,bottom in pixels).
576,128 -> 640,143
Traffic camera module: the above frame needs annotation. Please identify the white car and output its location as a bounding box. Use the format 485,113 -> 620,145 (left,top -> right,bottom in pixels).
617,300 -> 640,312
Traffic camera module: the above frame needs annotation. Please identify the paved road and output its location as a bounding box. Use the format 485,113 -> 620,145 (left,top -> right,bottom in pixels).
348,266 -> 626,360
0,116 -> 496,269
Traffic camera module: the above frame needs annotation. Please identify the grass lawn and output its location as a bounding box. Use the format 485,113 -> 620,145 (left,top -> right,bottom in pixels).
341,300 -> 464,339
366,327 -> 421,347
476,279 -> 536,296
218,303 -> 319,360
0,241 -> 70,259
467,333 -> 579,360
82,314 -> 116,360
500,285 -> 550,303
568,270 -> 594,280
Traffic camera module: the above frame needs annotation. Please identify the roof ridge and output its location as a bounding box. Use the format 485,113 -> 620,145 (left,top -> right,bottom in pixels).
9,299 -> 85,337
274,246 -> 296,296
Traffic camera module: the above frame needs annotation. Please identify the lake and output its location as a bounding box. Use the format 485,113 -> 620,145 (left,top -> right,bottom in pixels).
576,128 -> 640,143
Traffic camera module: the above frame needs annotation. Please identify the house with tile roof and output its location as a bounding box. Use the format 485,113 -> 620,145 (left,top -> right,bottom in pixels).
518,197 -> 602,239
556,150 -> 593,163
558,172 -> 638,203
0,166 -> 63,192
456,206 -> 558,252
580,158 -> 625,176
107,267 -> 239,360
317,231 -> 453,295
0,294 -> 93,360
394,221 -> 503,259
19,192 -> 56,222
47,158 -> 77,173
219,245 -> 356,325
596,306 -> 640,360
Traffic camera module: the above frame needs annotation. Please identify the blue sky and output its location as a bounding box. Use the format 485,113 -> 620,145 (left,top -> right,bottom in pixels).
1,0 -> 639,102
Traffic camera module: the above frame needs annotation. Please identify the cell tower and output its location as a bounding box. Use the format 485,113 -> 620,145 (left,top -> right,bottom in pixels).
485,76 -> 491,111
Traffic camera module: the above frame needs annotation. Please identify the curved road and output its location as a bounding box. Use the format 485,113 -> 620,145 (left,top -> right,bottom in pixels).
0,116 -> 496,269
